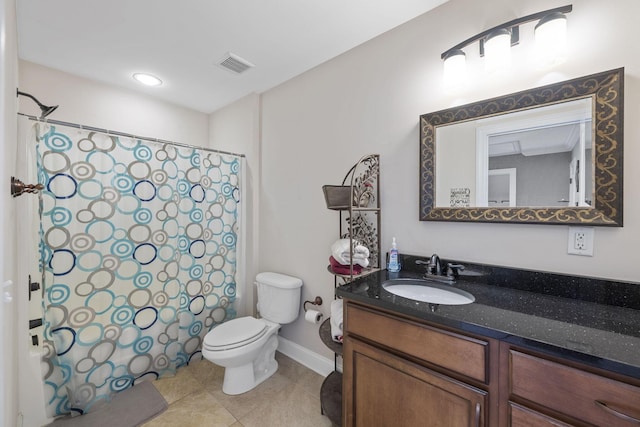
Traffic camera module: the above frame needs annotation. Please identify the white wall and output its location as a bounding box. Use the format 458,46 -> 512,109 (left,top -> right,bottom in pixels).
209,94 -> 261,317
436,121 -> 477,206
259,0 -> 640,358
1,0 -> 19,425
18,61 -> 209,145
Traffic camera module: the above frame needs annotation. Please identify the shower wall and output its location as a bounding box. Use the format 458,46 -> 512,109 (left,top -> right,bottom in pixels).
208,93 -> 261,319
17,61 -> 216,427
1,1 -> 19,426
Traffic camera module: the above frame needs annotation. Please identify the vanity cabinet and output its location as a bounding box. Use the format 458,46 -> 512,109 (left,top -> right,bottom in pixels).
508,403 -> 575,427
342,301 -> 498,427
502,346 -> 640,427
345,338 -> 486,426
342,299 -> 640,427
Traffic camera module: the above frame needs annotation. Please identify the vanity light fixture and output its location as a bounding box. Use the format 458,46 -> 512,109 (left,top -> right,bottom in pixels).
483,28 -> 512,74
442,5 -> 572,80
133,72 -> 163,87
442,49 -> 467,90
534,12 -> 568,66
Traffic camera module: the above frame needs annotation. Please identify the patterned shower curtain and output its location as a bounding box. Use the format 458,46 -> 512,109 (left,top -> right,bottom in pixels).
35,123 -> 240,417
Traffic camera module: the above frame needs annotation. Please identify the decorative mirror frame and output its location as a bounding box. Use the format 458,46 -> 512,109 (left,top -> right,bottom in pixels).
420,68 -> 624,226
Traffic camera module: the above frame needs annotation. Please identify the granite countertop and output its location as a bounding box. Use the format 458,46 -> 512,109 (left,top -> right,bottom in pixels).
335,256 -> 640,380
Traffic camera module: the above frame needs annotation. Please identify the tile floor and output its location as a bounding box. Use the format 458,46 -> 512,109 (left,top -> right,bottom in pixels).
142,352 -> 334,427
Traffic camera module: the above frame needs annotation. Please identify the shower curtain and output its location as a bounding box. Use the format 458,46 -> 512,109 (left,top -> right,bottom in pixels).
34,123 -> 241,417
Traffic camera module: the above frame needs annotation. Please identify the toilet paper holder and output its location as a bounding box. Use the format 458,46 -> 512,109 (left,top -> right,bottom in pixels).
303,296 -> 323,312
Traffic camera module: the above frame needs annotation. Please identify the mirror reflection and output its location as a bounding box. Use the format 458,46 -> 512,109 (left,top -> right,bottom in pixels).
435,98 -> 593,208
419,68 -> 623,226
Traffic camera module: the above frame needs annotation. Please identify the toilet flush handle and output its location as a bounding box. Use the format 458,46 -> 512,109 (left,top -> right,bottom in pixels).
254,281 -> 260,312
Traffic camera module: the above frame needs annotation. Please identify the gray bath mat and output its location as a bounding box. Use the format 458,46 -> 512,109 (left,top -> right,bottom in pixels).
46,381 -> 168,427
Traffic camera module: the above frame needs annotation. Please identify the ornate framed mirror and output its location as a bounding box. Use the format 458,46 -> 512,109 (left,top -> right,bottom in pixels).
419,68 -> 623,226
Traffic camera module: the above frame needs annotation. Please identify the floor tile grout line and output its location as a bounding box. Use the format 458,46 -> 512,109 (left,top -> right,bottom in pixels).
148,353 -> 332,426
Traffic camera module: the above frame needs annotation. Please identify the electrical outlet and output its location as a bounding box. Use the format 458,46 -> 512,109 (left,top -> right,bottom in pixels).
574,231 -> 586,250
568,227 -> 594,256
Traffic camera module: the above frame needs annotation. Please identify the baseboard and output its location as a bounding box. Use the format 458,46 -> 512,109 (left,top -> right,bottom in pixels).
277,336 -> 335,377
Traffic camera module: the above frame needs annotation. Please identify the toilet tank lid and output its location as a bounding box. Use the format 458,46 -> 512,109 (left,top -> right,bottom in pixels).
256,272 -> 303,289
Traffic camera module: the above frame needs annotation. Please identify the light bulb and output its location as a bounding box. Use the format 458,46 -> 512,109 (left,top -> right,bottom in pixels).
484,29 -> 512,75
443,49 -> 467,91
535,12 -> 568,67
133,73 -> 163,87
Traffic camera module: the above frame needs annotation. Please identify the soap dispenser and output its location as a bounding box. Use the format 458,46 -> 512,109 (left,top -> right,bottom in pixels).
388,237 -> 400,273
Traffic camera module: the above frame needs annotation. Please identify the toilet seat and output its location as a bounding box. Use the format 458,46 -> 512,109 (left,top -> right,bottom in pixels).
204,317 -> 269,351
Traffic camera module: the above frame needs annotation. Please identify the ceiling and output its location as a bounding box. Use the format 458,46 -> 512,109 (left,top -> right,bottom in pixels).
17,0 -> 448,114
489,123 -> 589,158
485,98 -> 593,158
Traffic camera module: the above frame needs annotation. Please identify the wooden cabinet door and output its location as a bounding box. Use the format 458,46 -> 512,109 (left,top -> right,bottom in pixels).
509,403 -> 574,427
507,349 -> 640,427
346,302 -> 489,383
343,338 -> 486,427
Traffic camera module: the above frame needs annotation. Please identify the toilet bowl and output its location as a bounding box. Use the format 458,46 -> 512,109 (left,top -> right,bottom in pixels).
202,272 -> 302,395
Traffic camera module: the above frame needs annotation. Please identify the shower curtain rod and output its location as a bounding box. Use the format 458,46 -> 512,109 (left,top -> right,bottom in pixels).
19,112 -> 245,158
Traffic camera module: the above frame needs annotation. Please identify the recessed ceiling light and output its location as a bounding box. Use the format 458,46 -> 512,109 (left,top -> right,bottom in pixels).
133,73 -> 162,87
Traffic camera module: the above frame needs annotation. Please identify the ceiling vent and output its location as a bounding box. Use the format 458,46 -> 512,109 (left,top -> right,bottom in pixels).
216,52 -> 255,74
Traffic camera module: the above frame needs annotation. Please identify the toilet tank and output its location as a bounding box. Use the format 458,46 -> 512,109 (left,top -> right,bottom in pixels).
255,272 -> 303,324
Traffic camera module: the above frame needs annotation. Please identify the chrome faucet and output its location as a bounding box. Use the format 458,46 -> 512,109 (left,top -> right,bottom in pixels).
416,254 -> 465,284
415,254 -> 443,276
445,263 -> 465,279
429,254 -> 442,276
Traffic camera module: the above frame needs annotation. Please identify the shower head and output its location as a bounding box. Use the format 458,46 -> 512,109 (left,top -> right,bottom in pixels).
40,104 -> 58,118
16,90 -> 59,119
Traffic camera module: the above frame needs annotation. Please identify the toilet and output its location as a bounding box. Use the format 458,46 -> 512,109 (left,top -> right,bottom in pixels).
202,272 -> 303,395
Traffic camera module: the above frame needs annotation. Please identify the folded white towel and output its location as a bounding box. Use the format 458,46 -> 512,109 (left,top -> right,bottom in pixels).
331,239 -> 370,267
330,299 -> 344,343
353,244 -> 370,258
339,255 -> 369,268
331,238 -> 350,254
331,239 -> 369,257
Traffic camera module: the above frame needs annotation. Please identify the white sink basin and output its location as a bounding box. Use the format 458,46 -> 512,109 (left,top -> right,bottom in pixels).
382,278 -> 475,305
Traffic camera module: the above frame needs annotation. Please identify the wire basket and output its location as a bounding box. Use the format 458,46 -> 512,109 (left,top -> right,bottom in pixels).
322,185 -> 352,210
